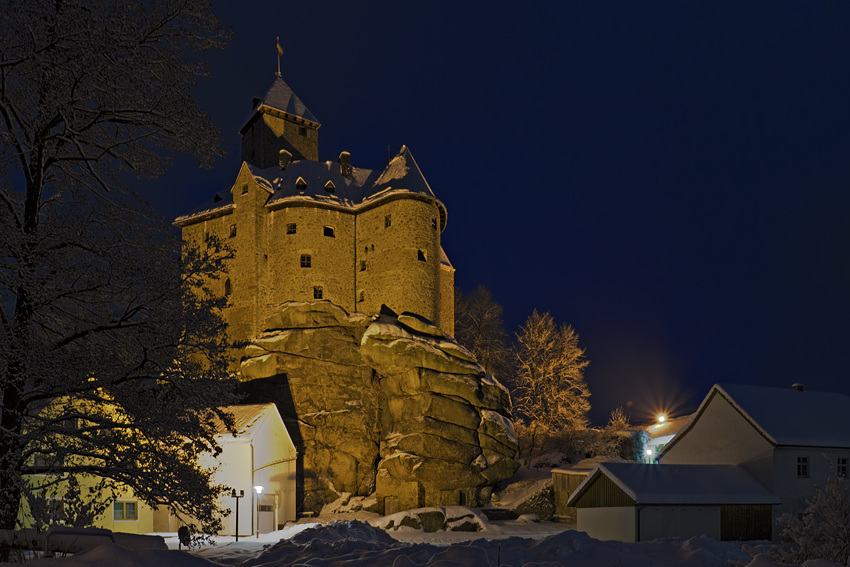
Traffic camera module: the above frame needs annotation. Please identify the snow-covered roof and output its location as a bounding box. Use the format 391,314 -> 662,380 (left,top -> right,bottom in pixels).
567,463 -> 781,506
175,146 -> 447,230
239,76 -> 319,133
645,414 -> 692,440
552,455 -> 627,475
212,403 -> 280,440
667,384 -> 850,451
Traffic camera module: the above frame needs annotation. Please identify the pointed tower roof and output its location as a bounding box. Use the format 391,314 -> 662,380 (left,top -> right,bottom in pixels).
239,76 -> 320,134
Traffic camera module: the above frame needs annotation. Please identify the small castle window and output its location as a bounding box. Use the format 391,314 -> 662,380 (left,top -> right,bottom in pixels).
299,126 -> 307,137
224,279 -> 231,296
313,286 -> 323,299
203,230 -> 210,242
358,290 -> 365,302
287,223 -> 296,234
385,214 -> 392,228
418,249 -> 427,262
296,177 -> 307,192
432,218 -> 437,230
324,180 -> 335,193
229,224 -> 236,238
300,254 -> 311,268
364,246 -> 368,254
360,260 -> 366,272
371,244 -> 374,252
324,226 -> 335,238
241,184 -> 248,195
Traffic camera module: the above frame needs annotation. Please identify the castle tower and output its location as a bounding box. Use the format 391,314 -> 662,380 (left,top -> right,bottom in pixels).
239,77 -> 320,167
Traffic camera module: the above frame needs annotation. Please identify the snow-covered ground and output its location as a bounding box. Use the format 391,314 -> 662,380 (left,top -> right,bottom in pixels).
3,511 -> 841,567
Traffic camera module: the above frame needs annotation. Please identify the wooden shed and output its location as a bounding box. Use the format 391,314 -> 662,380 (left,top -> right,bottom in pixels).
567,463 -> 780,542
553,456 -> 626,524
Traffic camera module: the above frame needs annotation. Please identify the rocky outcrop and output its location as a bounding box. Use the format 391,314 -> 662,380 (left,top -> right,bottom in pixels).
239,301 -> 519,513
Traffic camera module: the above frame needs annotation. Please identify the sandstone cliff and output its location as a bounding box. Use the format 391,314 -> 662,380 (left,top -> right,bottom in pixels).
239,301 -> 519,513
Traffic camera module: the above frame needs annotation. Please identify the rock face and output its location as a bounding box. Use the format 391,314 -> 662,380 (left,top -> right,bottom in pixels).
239,301 -> 519,513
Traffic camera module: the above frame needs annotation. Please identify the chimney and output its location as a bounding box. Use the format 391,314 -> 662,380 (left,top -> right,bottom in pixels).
338,151 -> 351,178
279,149 -> 292,170
792,383 -> 805,392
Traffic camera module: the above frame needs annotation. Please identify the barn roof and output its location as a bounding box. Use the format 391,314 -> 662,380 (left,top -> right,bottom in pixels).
661,384 -> 850,455
567,463 -> 781,506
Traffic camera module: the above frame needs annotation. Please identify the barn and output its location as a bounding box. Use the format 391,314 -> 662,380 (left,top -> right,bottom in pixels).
567,463 -> 780,542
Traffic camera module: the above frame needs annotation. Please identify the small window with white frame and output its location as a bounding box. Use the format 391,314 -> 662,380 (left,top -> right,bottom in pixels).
797,456 -> 809,478
114,501 -> 138,521
838,457 -> 848,478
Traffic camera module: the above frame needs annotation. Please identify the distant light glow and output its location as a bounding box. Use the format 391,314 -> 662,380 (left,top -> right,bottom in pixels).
254,485 -> 263,494
657,414 -> 667,423
645,448 -> 653,456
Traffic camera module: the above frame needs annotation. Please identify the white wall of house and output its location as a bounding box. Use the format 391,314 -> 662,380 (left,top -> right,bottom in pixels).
661,394 -> 774,490
577,507 -> 636,542
639,506 -> 720,541
772,447 -> 849,524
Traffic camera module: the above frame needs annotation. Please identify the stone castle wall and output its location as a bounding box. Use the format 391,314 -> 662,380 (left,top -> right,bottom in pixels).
241,111 -> 319,167
181,166 -> 453,355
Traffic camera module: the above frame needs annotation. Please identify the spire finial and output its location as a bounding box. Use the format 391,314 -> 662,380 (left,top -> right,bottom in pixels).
276,37 -> 283,77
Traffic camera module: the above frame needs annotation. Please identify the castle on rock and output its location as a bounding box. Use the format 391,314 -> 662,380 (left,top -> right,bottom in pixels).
175,75 -> 455,349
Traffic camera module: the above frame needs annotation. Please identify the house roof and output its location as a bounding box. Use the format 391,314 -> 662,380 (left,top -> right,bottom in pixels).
662,384 -> 850,455
212,403 -> 279,440
567,463 -> 781,506
552,455 -> 628,476
174,146 -> 447,230
646,414 -> 692,440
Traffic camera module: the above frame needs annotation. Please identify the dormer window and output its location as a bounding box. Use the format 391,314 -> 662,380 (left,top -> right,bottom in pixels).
296,177 -> 307,192
324,226 -> 335,238
324,180 -> 335,194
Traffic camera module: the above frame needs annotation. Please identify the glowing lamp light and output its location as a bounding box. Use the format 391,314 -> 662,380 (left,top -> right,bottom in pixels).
254,485 -> 264,494
645,448 -> 653,456
657,414 -> 667,423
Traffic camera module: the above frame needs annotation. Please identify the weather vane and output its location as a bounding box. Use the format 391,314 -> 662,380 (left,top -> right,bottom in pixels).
276,37 -> 283,77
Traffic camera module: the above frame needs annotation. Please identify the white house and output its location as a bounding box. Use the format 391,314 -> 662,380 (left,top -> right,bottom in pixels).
659,383 -> 850,531
566,462 -> 780,542
156,403 -> 297,536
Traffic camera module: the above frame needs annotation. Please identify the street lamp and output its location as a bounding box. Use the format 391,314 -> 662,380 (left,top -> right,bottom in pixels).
231,489 -> 244,541
254,486 -> 263,538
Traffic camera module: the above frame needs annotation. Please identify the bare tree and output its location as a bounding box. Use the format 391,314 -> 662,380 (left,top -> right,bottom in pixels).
0,0 -> 237,532
454,285 -> 510,380
513,310 -> 590,431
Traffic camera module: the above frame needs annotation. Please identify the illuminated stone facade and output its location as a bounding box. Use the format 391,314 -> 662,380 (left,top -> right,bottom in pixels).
175,76 -> 455,363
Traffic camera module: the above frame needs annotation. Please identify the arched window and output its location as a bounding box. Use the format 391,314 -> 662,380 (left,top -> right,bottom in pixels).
224,279 -> 231,296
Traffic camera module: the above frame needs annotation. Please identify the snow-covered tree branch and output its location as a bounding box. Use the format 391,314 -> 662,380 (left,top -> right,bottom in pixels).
0,0 -> 238,534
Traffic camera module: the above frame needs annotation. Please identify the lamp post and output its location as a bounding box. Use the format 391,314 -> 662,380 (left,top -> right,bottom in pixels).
254,486 -> 264,538
231,489 -> 244,541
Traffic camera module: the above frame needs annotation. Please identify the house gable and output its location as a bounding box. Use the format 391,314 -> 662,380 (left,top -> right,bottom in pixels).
660,388 -> 775,490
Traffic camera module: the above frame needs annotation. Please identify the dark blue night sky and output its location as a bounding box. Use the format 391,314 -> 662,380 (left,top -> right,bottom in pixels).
139,1 -> 850,425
